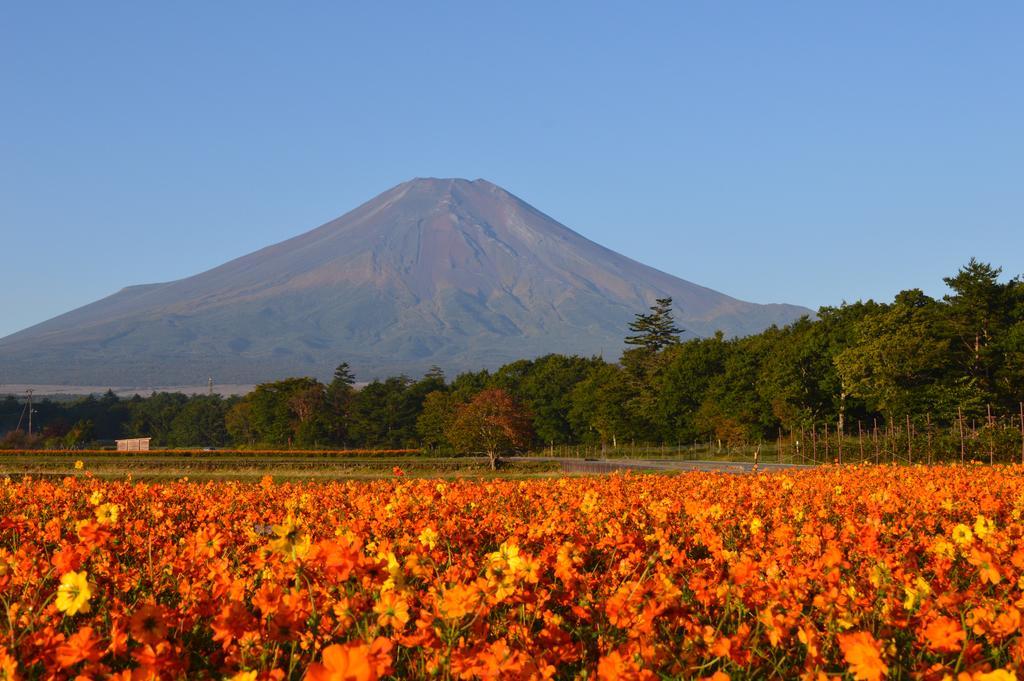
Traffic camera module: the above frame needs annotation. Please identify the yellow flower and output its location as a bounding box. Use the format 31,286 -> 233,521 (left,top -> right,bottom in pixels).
902,576 -> 931,611
95,503 -> 120,525
749,517 -> 763,534
89,490 -> 104,506
74,460 -> 84,470
952,524 -> 973,546
869,564 -> 886,588
379,550 -> 403,591
227,672 -> 258,681
490,541 -> 526,573
55,570 -> 93,615
973,670 -> 1017,681
268,515 -> 310,560
973,515 -> 995,540
418,527 -> 438,550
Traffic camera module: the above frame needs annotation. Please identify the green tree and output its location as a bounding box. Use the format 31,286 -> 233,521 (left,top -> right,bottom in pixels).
63,419 -> 95,449
834,290 -> 960,419
567,363 -> 641,449
416,390 -> 459,451
348,376 -> 420,448
241,378 -> 327,447
621,298 -> 685,439
324,363 -> 358,446
651,333 -> 728,442
168,396 -> 229,447
489,354 -> 602,445
225,400 -> 257,446
624,297 -> 683,352
696,332 -> 778,444
943,259 -> 1014,403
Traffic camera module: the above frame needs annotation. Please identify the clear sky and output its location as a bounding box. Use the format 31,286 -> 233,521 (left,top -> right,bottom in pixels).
2,3 -> 1022,338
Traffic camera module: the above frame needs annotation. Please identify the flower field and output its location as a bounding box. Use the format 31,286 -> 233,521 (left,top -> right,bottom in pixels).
1,465 -> 1023,679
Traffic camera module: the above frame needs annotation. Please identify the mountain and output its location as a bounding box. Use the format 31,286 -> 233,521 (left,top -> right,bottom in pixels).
0,178 -> 811,385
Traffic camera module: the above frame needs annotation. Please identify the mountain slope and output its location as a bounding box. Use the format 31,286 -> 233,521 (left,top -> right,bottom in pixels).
0,178 -> 811,384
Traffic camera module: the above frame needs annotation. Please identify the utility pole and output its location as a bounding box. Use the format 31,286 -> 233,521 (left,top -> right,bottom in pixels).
26,389 -> 34,437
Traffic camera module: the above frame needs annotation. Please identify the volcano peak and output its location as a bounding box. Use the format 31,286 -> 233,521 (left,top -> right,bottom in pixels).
0,179 -> 810,385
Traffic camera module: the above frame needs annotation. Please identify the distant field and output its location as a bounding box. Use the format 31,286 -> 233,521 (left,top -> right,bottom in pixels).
0,383 -> 256,397
0,450 -> 559,481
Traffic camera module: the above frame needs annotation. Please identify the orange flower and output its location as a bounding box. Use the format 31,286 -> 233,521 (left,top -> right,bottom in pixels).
195,527 -> 225,557
0,646 -> 18,681
129,603 -> 169,646
969,548 -> 1002,585
211,601 -> 257,651
55,625 -> 102,668
437,582 -> 479,620
305,638 -> 393,681
992,607 -> 1021,638
597,650 -> 654,681
372,590 -> 410,630
923,616 -> 965,653
253,582 -> 283,616
839,631 -> 888,681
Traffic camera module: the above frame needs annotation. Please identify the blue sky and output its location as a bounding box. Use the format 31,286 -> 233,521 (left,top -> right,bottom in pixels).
1,3 -> 1022,338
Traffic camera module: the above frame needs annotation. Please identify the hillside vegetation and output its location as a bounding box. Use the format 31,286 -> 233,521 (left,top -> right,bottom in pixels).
3,260 -> 1022,462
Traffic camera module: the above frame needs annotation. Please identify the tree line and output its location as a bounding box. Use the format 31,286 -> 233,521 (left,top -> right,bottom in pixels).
2,259 -> 1023,461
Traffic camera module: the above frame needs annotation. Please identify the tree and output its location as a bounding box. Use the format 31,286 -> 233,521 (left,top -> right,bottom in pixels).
168,396 -> 229,447
567,363 -> 641,449
446,388 -> 532,469
126,392 -> 189,445
330,362 -> 356,389
348,376 -> 419,448
489,354 -> 602,444
696,332 -> 778,443
324,363 -> 357,446
943,259 -> 1012,401
834,290 -> 960,419
652,333 -> 728,442
621,298 -> 685,436
63,419 -> 95,449
624,297 -> 683,353
240,378 -> 328,446
416,390 -> 459,451
225,400 -> 257,447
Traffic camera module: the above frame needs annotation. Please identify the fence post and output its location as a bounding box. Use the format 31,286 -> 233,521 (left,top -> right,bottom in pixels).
906,414 -> 912,463
958,407 -> 965,464
987,405 -> 995,465
838,421 -> 843,465
926,413 -> 933,464
872,418 -> 879,463
1019,402 -> 1024,465
858,421 -> 864,462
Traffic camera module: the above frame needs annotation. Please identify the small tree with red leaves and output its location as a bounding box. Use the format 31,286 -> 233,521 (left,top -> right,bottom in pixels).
446,388 -> 533,469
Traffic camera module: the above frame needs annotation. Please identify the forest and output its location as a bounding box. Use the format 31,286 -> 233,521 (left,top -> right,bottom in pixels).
2,260 -> 1023,459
